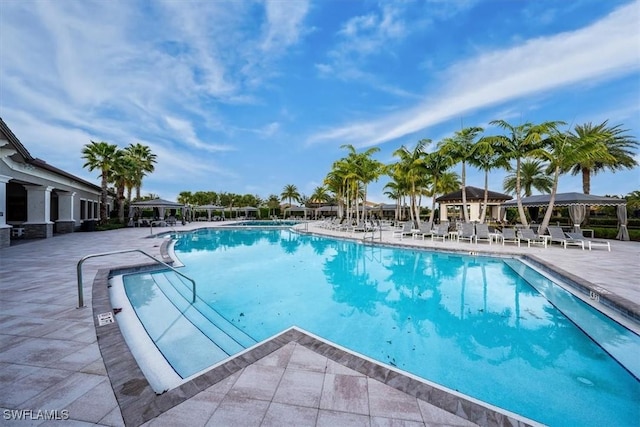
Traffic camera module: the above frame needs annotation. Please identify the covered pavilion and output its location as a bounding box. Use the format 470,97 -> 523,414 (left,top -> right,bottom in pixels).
502,192 -> 629,240
129,199 -> 187,223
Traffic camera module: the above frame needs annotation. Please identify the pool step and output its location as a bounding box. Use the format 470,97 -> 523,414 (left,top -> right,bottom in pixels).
123,272 -> 230,378
151,271 -> 257,351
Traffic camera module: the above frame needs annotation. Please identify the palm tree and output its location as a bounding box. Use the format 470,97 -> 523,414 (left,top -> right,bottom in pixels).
280,184 -> 301,210
392,139 -> 430,227
503,160 -> 553,197
469,137 -> 509,223
82,140 -> 120,223
340,144 -> 385,221
489,120 -> 564,227
536,128 -> 613,235
422,150 -> 454,228
124,143 -> 157,201
567,121 -> 638,194
310,186 -> 331,206
437,127 -> 483,223
266,194 -> 281,218
109,152 -> 136,223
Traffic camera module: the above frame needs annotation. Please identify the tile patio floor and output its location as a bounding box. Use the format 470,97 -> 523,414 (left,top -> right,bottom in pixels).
0,221 -> 638,426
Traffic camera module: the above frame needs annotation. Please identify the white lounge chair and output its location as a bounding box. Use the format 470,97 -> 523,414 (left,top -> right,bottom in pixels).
475,223 -> 492,245
547,226 -> 584,250
392,222 -> 413,239
518,228 -> 547,248
501,228 -> 520,247
458,223 -> 476,243
566,232 -> 610,251
431,223 -> 449,242
413,222 -> 434,240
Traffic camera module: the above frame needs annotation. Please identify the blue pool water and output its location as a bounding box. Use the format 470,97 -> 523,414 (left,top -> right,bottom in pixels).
123,228 -> 640,426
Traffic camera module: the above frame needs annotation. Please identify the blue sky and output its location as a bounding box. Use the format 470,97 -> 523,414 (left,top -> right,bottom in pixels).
1,0 -> 639,204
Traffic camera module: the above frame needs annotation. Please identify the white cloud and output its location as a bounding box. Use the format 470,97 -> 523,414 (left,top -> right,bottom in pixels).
308,1 -> 640,147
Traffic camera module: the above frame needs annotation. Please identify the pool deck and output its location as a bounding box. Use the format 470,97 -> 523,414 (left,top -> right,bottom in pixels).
0,221 -> 638,426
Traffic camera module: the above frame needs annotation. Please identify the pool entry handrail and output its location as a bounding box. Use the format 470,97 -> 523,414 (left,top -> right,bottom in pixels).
76,249 -> 197,308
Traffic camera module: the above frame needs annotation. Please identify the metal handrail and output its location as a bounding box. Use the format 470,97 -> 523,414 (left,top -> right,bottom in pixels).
76,249 -> 196,308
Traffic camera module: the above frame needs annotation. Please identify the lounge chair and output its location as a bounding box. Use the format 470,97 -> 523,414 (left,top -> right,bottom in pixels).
518,228 -> 547,248
392,222 -> 413,239
431,223 -> 449,242
475,223 -> 492,245
565,232 -> 610,251
501,228 -> 520,247
458,223 -> 476,243
547,226 -> 584,250
413,222 -> 434,240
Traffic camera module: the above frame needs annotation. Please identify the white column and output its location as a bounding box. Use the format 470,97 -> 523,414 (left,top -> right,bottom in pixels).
469,203 -> 481,222
57,191 -> 76,221
24,185 -> 54,224
439,203 -> 448,222
0,175 -> 10,228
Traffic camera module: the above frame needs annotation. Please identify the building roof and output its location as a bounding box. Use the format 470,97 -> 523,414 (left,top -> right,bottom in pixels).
0,117 -> 102,192
436,186 -> 512,203
502,192 -> 626,207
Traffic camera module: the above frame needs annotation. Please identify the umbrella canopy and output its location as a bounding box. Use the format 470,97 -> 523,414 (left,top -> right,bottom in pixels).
501,193 -> 625,207
130,198 -> 185,208
130,198 -> 186,221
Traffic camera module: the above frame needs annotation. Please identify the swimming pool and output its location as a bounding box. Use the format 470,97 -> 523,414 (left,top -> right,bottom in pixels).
120,227 -> 639,426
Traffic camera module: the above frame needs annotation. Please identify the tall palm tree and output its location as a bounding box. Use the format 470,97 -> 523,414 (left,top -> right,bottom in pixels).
280,184 -> 301,209
437,127 -> 483,223
124,143 -> 157,201
340,144 -> 385,221
82,140 -> 120,223
536,128 -> 613,235
567,121 -> 638,194
266,194 -> 281,217
469,137 -> 510,223
109,152 -> 136,223
392,139 -> 430,226
324,168 -> 347,219
503,160 -> 553,197
430,171 -> 461,224
310,186 -> 330,206
489,120 -> 564,227
422,150 -> 454,228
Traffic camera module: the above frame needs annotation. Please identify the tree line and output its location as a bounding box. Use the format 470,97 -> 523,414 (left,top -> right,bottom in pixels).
82,119 -> 637,232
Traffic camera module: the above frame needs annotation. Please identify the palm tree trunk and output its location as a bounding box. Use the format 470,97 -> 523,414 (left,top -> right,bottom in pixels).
582,167 -> 590,194
582,167 -> 591,225
461,162 -> 469,223
538,166 -> 560,235
480,170 -> 489,223
100,174 -> 109,223
515,158 -> 529,227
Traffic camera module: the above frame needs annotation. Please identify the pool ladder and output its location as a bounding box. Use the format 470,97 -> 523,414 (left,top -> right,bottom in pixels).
76,249 -> 197,308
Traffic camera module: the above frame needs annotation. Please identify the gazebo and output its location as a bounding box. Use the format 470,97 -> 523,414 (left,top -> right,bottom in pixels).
314,205 -> 339,218
193,204 -> 225,221
129,199 -> 187,222
501,192 -> 629,240
436,186 -> 512,223
285,206 -> 312,219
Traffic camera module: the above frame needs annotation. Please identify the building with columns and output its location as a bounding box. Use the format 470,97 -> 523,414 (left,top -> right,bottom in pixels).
0,118 -> 108,248
435,186 -> 512,223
